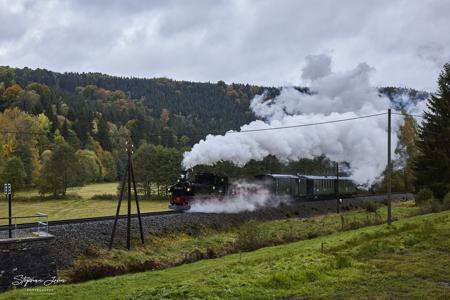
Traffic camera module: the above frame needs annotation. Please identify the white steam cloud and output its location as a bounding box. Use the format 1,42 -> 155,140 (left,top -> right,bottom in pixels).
182,54 -> 423,186
189,181 -> 290,213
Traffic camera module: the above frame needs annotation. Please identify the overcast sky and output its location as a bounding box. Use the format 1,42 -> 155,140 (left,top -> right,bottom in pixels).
0,0 -> 449,91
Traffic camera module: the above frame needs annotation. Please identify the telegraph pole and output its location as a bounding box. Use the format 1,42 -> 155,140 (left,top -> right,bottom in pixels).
109,141 -> 145,250
126,144 -> 132,250
130,157 -> 145,246
109,160 -> 127,250
387,109 -> 392,225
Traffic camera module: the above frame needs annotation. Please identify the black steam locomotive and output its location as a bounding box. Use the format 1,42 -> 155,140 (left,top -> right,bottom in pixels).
168,172 -> 229,210
168,172 -> 356,211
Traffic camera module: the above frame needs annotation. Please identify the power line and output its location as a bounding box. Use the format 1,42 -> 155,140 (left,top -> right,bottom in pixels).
226,112 -> 388,134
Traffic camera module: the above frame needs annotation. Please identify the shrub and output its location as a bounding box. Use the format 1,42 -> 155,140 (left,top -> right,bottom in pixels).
13,193 -> 82,201
281,225 -> 297,242
235,220 -> 269,251
430,200 -> 443,212
128,260 -> 161,272
206,248 -> 217,259
415,188 -> 434,205
90,193 -> 116,200
306,231 -> 319,239
71,262 -> 126,282
182,249 -> 205,263
83,245 -> 101,257
443,192 -> 450,210
361,201 -> 380,213
71,259 -> 162,283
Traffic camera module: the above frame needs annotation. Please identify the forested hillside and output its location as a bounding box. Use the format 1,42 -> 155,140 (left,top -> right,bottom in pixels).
1,66 -> 277,143
0,66 -> 429,197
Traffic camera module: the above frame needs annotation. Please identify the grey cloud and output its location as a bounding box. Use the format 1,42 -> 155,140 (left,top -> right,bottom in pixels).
301,54 -> 332,81
0,0 -> 449,91
417,43 -> 449,69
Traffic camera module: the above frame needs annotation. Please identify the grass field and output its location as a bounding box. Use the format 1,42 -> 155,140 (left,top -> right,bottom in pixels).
0,183 -> 168,224
13,182 -> 121,199
2,207 -> 449,299
60,201 -> 421,283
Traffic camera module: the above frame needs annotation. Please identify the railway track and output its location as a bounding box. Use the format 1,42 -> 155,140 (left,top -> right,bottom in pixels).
0,210 -> 181,231
0,192 -> 413,232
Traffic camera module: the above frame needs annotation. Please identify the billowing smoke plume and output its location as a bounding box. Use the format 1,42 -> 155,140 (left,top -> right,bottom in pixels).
182,55 -> 422,186
189,181 -> 290,213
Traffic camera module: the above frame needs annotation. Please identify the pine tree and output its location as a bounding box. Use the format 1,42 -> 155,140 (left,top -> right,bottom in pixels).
415,62 -> 450,198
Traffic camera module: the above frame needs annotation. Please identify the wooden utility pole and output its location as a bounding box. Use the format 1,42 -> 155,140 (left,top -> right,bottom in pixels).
126,146 -> 132,250
109,142 -> 145,250
387,109 -> 392,225
130,158 -> 145,245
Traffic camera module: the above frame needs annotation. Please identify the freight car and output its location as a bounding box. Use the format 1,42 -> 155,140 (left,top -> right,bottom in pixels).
169,172 -> 356,211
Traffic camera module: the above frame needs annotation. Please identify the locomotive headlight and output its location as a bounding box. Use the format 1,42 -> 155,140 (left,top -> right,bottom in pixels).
212,186 -> 216,190
186,187 -> 191,192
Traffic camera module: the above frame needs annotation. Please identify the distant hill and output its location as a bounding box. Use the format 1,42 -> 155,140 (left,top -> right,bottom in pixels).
0,66 -> 429,148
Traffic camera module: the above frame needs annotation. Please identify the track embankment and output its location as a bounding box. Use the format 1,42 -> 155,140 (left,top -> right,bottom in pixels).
0,193 -> 413,267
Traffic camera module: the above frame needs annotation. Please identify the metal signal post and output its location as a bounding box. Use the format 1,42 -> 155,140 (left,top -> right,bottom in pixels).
387,109 -> 392,225
109,141 -> 145,250
4,183 -> 12,238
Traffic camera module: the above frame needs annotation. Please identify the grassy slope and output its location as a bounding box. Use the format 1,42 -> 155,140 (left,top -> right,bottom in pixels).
64,201 -> 419,282
3,209 -> 450,299
0,183 -> 168,224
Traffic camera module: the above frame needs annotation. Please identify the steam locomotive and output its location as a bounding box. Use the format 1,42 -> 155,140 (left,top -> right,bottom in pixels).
168,172 -> 357,211
168,172 -> 229,210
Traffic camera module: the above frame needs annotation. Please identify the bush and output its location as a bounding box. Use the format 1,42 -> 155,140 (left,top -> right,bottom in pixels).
90,193 -> 116,200
430,200 -> 443,212
71,259 -> 162,283
13,193 -> 82,201
443,192 -> 450,210
415,188 -> 434,205
361,201 -> 380,213
83,245 -> 101,257
71,262 -> 126,282
235,220 -> 269,251
182,249 -> 205,263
